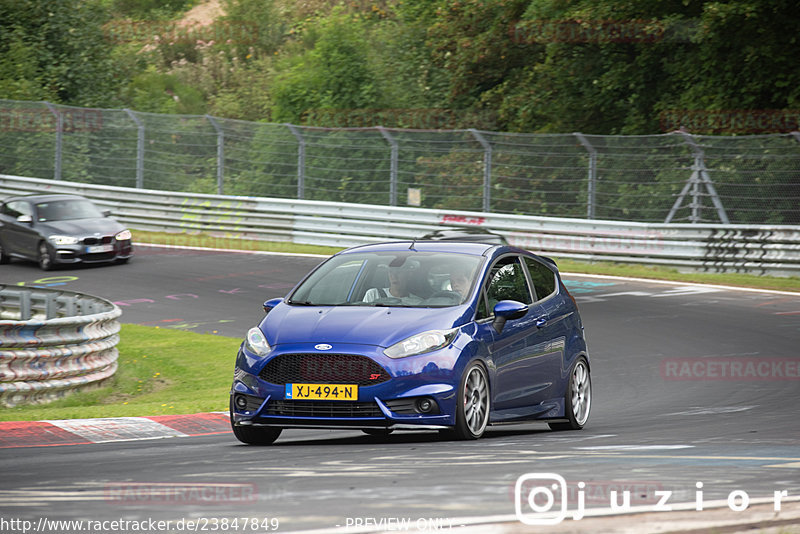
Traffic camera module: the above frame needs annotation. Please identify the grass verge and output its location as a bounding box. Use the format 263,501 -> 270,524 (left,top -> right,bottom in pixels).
0,324 -> 240,422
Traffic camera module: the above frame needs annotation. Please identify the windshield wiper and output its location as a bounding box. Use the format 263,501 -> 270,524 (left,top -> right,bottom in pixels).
287,300 -> 316,306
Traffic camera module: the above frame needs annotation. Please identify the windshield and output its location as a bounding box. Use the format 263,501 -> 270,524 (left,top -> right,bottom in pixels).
288,250 -> 484,307
35,199 -> 105,222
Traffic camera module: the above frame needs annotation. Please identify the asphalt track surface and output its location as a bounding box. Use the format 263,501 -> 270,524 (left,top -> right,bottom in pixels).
1,244 -> 799,533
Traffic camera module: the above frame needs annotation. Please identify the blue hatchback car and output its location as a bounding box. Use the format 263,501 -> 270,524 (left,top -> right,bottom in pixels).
230,241 -> 591,444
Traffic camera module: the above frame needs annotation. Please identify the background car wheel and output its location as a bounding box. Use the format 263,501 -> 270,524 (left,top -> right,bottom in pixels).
38,242 -> 54,271
229,400 -> 282,445
549,357 -> 591,431
452,361 -> 490,440
0,241 -> 10,264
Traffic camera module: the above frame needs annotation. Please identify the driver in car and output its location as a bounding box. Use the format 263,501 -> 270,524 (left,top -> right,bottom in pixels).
364,265 -> 423,305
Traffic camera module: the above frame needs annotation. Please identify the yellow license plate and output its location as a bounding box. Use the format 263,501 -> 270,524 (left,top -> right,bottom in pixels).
285,383 -> 358,401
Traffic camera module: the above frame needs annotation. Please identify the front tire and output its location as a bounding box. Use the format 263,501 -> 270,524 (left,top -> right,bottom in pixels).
549,357 -> 591,431
38,242 -> 54,271
230,399 -> 282,445
362,429 -> 393,437
452,361 -> 490,440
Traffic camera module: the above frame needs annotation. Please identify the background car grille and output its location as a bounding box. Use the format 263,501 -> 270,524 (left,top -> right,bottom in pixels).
259,354 -> 391,386
83,236 -> 113,245
265,400 -> 383,418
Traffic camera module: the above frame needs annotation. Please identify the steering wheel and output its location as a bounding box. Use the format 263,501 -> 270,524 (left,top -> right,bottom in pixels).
430,290 -> 461,301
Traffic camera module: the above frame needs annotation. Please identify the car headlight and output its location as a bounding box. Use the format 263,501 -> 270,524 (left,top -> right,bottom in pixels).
48,235 -> 79,245
244,327 -> 271,357
115,229 -> 132,241
384,329 -> 457,359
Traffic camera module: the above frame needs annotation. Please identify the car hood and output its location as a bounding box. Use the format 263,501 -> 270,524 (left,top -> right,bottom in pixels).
261,304 -> 471,348
37,218 -> 125,236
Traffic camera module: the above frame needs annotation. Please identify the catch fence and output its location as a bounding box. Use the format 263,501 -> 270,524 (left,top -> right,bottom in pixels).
0,99 -> 798,225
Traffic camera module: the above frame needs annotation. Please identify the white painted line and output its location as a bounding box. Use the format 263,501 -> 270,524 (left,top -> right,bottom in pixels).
140,241 -> 800,296
282,496 -> 800,534
137,242 -> 328,258
574,445 -> 695,451
44,417 -> 187,443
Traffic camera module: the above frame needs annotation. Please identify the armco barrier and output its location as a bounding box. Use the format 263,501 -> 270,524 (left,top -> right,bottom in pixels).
1,174 -> 799,276
0,285 -> 121,407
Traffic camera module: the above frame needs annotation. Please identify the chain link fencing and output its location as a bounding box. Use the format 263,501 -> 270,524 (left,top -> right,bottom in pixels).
1,99 -> 798,224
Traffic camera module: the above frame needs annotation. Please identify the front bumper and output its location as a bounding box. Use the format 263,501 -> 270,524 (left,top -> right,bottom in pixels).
52,240 -> 133,265
230,342 -> 464,430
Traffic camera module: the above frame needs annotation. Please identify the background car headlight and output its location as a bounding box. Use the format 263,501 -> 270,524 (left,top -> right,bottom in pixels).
244,327 -> 271,356
384,329 -> 457,358
48,235 -> 79,245
115,229 -> 132,241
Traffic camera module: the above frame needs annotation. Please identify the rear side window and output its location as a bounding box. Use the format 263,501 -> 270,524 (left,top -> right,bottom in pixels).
524,257 -> 557,301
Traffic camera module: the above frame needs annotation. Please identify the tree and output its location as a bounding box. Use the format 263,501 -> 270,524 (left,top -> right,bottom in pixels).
0,0 -> 119,106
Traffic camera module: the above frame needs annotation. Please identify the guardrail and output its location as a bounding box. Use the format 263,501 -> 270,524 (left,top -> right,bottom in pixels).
1,174 -> 799,276
0,285 -> 121,407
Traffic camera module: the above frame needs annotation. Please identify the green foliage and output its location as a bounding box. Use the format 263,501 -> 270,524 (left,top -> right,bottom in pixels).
125,66 -> 206,114
270,9 -> 380,123
110,0 -> 195,19
0,0 -> 119,106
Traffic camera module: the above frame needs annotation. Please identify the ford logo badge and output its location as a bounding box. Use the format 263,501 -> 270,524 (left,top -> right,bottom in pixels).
314,343 -> 332,351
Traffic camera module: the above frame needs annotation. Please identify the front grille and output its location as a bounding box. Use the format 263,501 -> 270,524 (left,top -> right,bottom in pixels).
83,236 -> 113,245
259,354 -> 391,386
265,400 -> 383,418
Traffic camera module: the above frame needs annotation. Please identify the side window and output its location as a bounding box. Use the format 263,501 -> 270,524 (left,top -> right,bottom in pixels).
478,256 -> 533,320
2,201 -> 30,218
525,257 -> 557,301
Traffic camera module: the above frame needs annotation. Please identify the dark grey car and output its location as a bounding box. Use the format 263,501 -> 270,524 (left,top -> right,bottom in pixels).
0,194 -> 133,270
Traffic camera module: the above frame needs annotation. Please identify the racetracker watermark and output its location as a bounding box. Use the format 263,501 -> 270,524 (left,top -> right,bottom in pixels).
508,19 -> 696,44
300,108 -> 498,130
103,20 -> 258,45
660,109 -> 800,134
103,482 -> 259,506
660,357 -> 800,381
0,107 -> 103,133
515,473 -> 793,526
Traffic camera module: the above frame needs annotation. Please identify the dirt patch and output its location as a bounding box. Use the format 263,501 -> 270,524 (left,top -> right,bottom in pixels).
178,0 -> 224,27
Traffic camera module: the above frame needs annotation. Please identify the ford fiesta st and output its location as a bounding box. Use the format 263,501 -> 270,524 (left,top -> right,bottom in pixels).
230,241 -> 591,444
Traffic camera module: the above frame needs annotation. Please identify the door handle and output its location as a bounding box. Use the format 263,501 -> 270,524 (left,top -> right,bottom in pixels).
535,316 -> 548,327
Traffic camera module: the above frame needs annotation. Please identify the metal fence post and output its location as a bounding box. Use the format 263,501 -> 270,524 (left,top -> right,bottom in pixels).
286,124 -> 305,200
377,127 -> 398,206
123,109 -> 144,189
574,132 -> 597,219
469,129 -> 492,212
43,102 -> 62,181
206,115 -> 225,195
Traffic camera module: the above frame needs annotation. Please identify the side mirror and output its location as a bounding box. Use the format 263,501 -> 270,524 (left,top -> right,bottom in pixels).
263,297 -> 283,314
16,215 -> 33,224
492,300 -> 528,333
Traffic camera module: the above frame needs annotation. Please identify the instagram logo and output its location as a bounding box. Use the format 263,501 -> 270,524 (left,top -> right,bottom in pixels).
515,473 -> 575,525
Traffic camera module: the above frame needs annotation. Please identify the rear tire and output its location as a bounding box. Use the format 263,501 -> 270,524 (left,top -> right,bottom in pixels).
549,357 -> 591,431
230,399 -> 282,445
